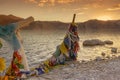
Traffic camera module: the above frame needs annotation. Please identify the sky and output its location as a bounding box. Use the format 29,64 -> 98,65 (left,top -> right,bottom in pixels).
0,0 -> 120,22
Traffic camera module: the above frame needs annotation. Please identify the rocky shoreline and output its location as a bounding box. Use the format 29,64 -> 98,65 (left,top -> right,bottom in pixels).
27,54 -> 120,80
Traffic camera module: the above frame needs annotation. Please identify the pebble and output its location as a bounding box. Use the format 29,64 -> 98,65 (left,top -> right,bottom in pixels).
95,56 -> 102,61
101,52 -> 106,57
70,64 -> 75,68
111,47 -> 117,53
106,55 -> 111,59
62,68 -> 71,71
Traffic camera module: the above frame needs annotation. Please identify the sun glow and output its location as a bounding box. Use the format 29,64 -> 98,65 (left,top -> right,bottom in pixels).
97,16 -> 112,21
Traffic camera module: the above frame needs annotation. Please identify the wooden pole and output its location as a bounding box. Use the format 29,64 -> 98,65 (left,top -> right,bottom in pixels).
72,14 -> 76,23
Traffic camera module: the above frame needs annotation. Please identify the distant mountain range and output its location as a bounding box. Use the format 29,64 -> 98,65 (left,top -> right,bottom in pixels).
0,14 -> 120,33
26,21 -> 69,30
78,19 -> 120,33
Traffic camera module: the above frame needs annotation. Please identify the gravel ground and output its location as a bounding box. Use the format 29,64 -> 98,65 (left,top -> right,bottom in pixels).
27,56 -> 120,80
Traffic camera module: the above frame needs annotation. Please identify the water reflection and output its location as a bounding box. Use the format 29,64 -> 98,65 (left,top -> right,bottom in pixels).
0,30 -> 120,67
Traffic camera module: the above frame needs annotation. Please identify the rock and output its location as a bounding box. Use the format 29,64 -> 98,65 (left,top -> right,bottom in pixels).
95,56 -> 102,61
81,60 -> 86,63
83,39 -> 105,46
111,47 -> 117,53
62,68 -> 71,72
112,55 -> 117,58
81,60 -> 88,64
70,64 -> 75,68
104,40 -> 113,45
21,74 -> 27,79
118,56 -> 120,59
0,40 -> 2,49
106,55 -> 111,59
101,52 -> 106,57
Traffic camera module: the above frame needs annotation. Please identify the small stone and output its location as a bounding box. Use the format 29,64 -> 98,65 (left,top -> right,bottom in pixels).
118,56 -> 120,59
62,68 -> 70,71
21,74 -> 27,79
112,55 -> 117,58
95,56 -> 102,61
70,64 -> 75,68
106,55 -> 111,59
81,60 -> 86,63
101,52 -> 106,57
111,47 -> 117,53
90,59 -> 93,61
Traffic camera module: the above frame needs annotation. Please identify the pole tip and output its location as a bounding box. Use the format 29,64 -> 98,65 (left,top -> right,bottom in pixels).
72,14 -> 76,23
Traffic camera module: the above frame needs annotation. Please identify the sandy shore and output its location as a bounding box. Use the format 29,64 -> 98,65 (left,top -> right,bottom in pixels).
27,56 -> 120,80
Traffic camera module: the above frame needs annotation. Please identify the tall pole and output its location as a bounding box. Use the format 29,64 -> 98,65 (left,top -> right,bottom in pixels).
72,14 -> 76,23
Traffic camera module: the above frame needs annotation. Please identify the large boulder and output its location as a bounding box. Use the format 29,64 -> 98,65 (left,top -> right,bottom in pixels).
83,39 -> 105,46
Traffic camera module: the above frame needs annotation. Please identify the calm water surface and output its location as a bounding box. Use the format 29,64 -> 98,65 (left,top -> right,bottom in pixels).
0,30 -> 120,68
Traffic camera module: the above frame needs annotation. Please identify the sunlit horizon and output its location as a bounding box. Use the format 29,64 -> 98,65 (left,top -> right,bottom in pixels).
0,0 -> 120,22
96,15 -> 112,21
1,13 -> 119,23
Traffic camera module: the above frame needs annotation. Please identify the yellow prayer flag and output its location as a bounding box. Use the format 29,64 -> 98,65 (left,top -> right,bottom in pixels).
60,42 -> 68,54
0,58 -> 6,73
6,65 -> 11,76
2,76 -> 8,80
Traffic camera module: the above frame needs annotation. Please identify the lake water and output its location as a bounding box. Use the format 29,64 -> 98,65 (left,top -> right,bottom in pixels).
0,30 -> 120,68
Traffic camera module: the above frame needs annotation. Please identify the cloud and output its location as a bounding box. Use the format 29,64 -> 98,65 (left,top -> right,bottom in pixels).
84,3 -> 103,8
38,3 -> 44,7
107,3 -> 120,11
114,3 -> 120,8
77,12 -> 84,15
29,0 -> 37,3
74,7 -> 88,11
107,8 -> 120,11
57,0 -> 75,4
49,0 -> 55,6
24,0 -> 120,9
38,0 -> 48,7
24,0 -> 75,7
24,0 -> 38,4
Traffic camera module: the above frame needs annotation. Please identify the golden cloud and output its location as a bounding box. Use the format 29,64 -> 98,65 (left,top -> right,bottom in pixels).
25,0 -> 75,7
107,3 -> 120,11
114,3 -> 120,8
74,7 -> 88,11
107,8 -> 120,11
77,12 -> 84,15
85,3 -> 103,8
24,0 -> 38,3
57,0 -> 75,4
